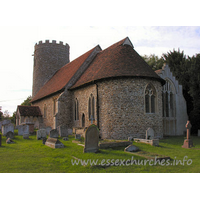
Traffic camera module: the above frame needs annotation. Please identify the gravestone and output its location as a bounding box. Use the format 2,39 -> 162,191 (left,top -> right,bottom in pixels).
198,130 -> 200,137
23,134 -> 29,139
75,134 -> 81,139
37,129 -> 46,140
0,120 -> 11,130
0,134 -> 2,147
84,125 -> 99,153
49,129 -> 59,138
18,124 -> 29,136
6,138 -> 14,144
46,127 -> 52,135
124,145 -> 139,152
45,138 -> 64,149
2,124 -> 14,136
42,138 -> 47,145
146,128 -> 154,140
182,121 -> 193,148
128,137 -> 133,141
6,131 -> 14,139
58,125 -> 68,137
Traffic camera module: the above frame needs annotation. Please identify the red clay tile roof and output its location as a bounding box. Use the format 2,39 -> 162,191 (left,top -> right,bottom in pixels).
17,106 -> 42,116
31,46 -> 97,102
71,37 -> 165,89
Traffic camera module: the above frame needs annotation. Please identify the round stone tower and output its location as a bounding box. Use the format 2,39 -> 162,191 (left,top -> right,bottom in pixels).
32,40 -> 70,98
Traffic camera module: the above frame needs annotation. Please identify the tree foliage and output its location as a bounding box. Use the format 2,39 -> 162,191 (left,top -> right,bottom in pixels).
144,50 -> 200,134
21,96 -> 32,106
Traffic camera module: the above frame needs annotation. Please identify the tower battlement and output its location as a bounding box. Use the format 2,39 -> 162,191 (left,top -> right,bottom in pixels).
32,40 -> 70,98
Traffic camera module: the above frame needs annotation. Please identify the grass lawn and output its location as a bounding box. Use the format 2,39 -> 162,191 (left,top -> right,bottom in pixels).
0,131 -> 200,173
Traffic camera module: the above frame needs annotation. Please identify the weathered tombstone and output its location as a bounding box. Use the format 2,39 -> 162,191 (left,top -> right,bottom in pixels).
2,124 -> 14,136
124,145 -> 139,152
25,122 -> 34,134
18,124 -> 29,136
198,130 -> 200,137
128,137 -> 133,141
75,134 -> 81,139
6,138 -> 14,144
57,125 -> 68,137
84,125 -> 99,153
0,120 -> 11,130
49,129 -> 59,138
23,134 -> 29,139
0,134 -> 2,147
45,138 -> 64,149
36,129 -> 46,140
146,128 -> 154,140
6,131 -> 14,139
182,121 -> 193,148
46,127 -> 52,135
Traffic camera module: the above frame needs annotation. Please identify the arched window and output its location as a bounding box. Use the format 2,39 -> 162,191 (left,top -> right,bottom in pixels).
74,98 -> 79,121
88,94 -> 95,120
162,79 -> 175,117
44,104 -> 47,118
145,84 -> 156,113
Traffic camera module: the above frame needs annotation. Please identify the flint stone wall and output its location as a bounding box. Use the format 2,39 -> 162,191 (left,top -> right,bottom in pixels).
97,78 -> 163,140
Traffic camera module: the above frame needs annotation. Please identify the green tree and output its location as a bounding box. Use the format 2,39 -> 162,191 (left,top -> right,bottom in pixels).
142,54 -> 164,71
21,96 -> 32,106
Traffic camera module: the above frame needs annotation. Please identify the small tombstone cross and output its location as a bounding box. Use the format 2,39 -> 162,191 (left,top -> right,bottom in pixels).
182,120 -> 193,148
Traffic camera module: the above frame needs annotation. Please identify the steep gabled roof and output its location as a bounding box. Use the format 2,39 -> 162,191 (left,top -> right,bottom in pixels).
17,106 -> 42,116
71,37 -> 165,89
31,46 -> 98,102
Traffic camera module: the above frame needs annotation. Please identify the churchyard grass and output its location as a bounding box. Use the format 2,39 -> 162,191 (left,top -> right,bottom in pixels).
0,130 -> 200,173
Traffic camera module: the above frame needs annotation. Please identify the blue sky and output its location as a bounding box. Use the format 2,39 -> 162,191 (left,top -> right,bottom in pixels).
1,26 -> 200,115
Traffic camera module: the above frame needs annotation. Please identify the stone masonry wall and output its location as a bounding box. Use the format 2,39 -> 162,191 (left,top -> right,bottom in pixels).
97,78 -> 163,140
72,84 -> 97,128
32,93 -> 60,128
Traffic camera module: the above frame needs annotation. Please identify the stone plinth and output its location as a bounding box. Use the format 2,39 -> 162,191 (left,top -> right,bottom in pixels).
99,141 -> 132,149
124,145 -> 139,152
182,139 -> 193,149
45,138 -> 64,149
134,138 -> 159,146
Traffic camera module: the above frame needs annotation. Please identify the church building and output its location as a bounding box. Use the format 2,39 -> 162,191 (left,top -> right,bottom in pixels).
20,37 -> 188,139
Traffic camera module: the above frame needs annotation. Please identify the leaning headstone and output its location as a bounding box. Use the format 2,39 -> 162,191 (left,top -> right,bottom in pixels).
49,129 -> 59,138
75,134 -> 81,139
84,125 -> 99,153
18,124 -> 29,136
198,130 -> 200,137
146,128 -> 154,140
6,138 -> 14,144
23,134 -> 29,139
2,124 -> 14,136
45,138 -> 64,149
36,129 -> 46,140
6,131 -> 14,139
124,145 -> 139,152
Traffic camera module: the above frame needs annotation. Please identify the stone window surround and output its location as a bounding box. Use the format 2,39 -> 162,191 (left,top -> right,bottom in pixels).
144,83 -> 158,114
88,94 -> 95,120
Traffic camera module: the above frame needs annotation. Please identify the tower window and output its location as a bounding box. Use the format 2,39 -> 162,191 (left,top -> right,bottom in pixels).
88,94 -> 95,120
